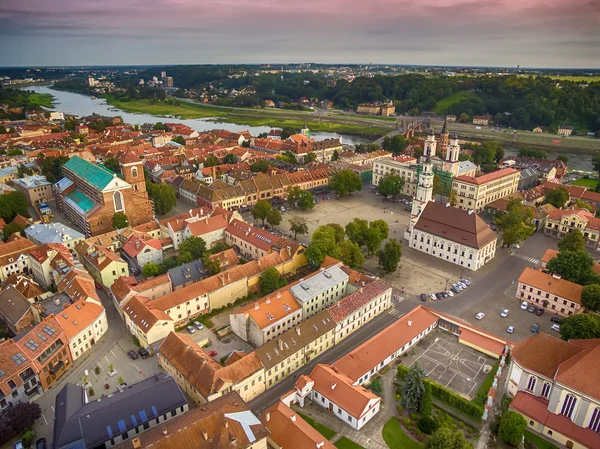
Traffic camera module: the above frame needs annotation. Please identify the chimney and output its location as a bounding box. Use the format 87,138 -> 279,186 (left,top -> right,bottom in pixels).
135,240 -> 140,250
296,328 -> 301,335
162,429 -> 168,436
291,414 -> 297,422
408,320 -> 412,327
254,303 -> 259,310
188,209 -> 193,217
54,297 -> 60,306
278,340 -> 283,351
132,438 -> 142,449
224,419 -> 228,429
202,429 -> 209,440
331,382 -> 337,390
265,412 -> 270,422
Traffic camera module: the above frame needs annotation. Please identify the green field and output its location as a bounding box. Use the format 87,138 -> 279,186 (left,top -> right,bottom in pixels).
335,437 -> 365,449
29,93 -> 54,108
569,177 -> 599,188
382,418 -> 423,449
432,91 -> 477,115
547,75 -> 600,83
296,412 -> 337,439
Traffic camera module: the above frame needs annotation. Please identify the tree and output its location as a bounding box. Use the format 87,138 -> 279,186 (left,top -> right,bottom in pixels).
104,157 -> 121,174
153,122 -> 169,131
419,383 -> 433,416
458,113 -> 470,123
304,152 -> 317,164
339,240 -> 365,268
0,191 -> 29,223
377,172 -> 405,201
332,149 -> 340,161
5,402 -> 41,436
557,155 -> 568,163
495,198 -> 535,247
370,219 -> 389,240
345,218 -> 369,247
203,255 -> 222,275
147,183 -> 177,215
593,155 -> 600,174
280,127 -> 296,140
330,169 -> 362,197
581,284 -> 600,312
1,222 -> 25,241
546,250 -> 598,285
425,427 -> 471,449
560,313 -> 600,340
251,160 -> 270,173
142,262 -> 163,278
558,229 -> 585,252
179,236 -> 207,260
306,225 -> 340,265
266,208 -> 282,228
252,200 -> 272,226
289,217 -> 309,239
17,163 -> 33,177
259,267 -> 287,294
40,155 -> 69,183
498,411 -> 527,446
171,135 -> 186,145
326,223 -> 345,243
287,187 -> 315,210
223,153 -> 238,164
402,364 -> 425,411
544,186 -> 570,208
364,227 -> 384,257
203,155 -> 220,167
518,147 -> 548,159
176,251 -> 193,265
112,212 -> 129,229
378,238 -> 402,273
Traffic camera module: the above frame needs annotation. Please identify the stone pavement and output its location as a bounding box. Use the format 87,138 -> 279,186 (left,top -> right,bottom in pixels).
292,364 -> 398,449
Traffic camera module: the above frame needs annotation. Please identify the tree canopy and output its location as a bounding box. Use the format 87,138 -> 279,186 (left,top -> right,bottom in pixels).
378,238 -> 403,273
112,212 -> 129,230
581,284 -> 600,312
146,182 -> 177,215
377,172 -> 406,200
498,411 -> 527,446
560,313 -> 600,340
251,159 -> 270,173
179,236 -> 207,260
0,191 -> 28,223
495,198 -> 535,247
544,186 -> 570,208
546,249 -> 598,285
103,157 -> 121,174
558,229 -> 585,252
259,267 -> 287,294
266,208 -> 282,228
287,186 -> 315,210
330,169 -> 362,197
289,217 -> 309,239
425,426 -> 471,449
251,200 -> 272,226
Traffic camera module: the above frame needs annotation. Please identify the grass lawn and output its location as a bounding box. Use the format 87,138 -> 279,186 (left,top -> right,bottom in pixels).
382,418 -> 423,449
548,75 -> 600,83
432,91 -> 477,115
524,430 -> 559,449
570,177 -> 599,188
473,363 -> 499,405
29,93 -> 54,108
296,412 -> 337,440
335,437 -> 366,449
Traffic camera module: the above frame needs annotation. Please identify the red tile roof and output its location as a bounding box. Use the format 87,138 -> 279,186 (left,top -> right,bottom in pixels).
454,167 -> 519,185
328,280 -> 390,323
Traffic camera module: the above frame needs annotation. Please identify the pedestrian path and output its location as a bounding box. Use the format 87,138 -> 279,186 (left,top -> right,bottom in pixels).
511,252 -> 540,265
387,308 -> 405,318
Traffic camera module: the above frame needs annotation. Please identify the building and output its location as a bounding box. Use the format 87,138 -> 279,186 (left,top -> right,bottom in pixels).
519,167 -> 541,191
508,334 -> 600,449
558,126 -> 574,136
473,114 -> 492,126
544,207 -> 600,249
24,222 -> 85,253
158,332 -> 265,404
167,260 -> 207,291
0,284 -> 34,335
121,234 -> 163,270
114,392 -> 269,449
372,155 -> 418,197
0,236 -> 37,282
356,102 -> 395,116
0,339 -> 41,411
53,373 -> 188,449
452,168 -> 520,212
12,175 -> 53,204
122,296 -> 174,353
16,315 -> 72,390
410,201 -> 497,271
262,401 -> 336,449
289,265 -> 349,318
76,241 -> 129,288
517,267 -> 583,317
54,155 -> 153,236
256,310 -> 336,389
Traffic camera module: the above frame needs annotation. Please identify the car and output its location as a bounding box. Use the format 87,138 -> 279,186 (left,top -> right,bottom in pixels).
440,292 -> 448,299
36,438 -> 47,449
138,348 -> 149,359
420,293 -> 427,302
13,441 -> 23,449
194,321 -> 204,330
551,316 -> 561,324
94,282 -> 102,289
186,326 -> 196,334
511,244 -> 520,249
476,312 -> 485,320
527,305 -> 537,313
207,350 -> 218,357
280,206 -> 286,212
445,290 -> 454,297
551,324 -> 561,332
435,292 -> 444,300
451,284 -> 461,293
127,350 -> 139,360
506,326 -> 515,334
500,309 -> 509,318
461,279 -> 471,286
457,282 -> 467,289
454,283 -> 464,291
535,308 -> 545,316
531,323 -> 540,333
429,293 -> 437,300
520,301 -> 529,310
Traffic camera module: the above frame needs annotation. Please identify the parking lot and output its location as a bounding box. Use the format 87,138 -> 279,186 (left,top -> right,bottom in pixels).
403,329 -> 496,399
180,323 -> 255,361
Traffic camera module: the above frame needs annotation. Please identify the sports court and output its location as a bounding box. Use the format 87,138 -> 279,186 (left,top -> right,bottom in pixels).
405,329 -> 494,399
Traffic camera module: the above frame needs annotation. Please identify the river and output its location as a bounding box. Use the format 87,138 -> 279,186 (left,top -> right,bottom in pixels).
24,85 -> 367,145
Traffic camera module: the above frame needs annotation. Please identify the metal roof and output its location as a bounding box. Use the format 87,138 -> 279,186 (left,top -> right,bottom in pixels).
64,156 -> 117,191
25,222 -> 84,244
290,265 -> 349,303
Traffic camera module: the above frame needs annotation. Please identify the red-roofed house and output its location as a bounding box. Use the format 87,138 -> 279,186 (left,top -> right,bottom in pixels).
544,206 -> 600,249
121,234 -> 163,270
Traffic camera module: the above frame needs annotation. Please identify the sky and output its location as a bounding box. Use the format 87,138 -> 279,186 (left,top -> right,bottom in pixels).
1,0 -> 599,68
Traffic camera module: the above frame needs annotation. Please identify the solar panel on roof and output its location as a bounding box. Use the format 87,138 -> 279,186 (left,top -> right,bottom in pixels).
139,410 -> 147,421
151,406 -> 158,416
117,420 -> 126,432
37,333 -> 47,342
106,426 -> 113,438
130,415 -> 137,426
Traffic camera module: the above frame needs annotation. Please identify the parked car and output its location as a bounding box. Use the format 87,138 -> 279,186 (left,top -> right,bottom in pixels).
445,290 -> 454,297
476,312 -> 485,320
531,323 -> 540,333
186,326 -> 196,334
551,316 -> 561,324
194,321 -> 204,330
535,308 -> 545,316
435,292 -> 444,300
460,279 -> 470,286
451,284 -> 461,293
138,348 -> 149,359
520,301 -> 529,310
420,293 -> 427,302
36,438 -> 47,449
207,350 -> 218,357
127,350 -> 139,360
551,324 -> 561,332
13,441 -> 23,449
429,293 -> 437,300
457,282 -> 467,289
94,282 -> 102,289
500,309 -> 509,318
280,206 -> 286,212
511,244 -> 520,249
527,305 -> 537,313
506,326 -> 515,334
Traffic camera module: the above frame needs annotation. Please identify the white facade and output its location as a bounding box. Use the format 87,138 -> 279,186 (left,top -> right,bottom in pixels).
409,134 -> 435,232
135,245 -> 163,269
69,307 -> 108,360
310,389 -> 380,431
333,287 -> 392,343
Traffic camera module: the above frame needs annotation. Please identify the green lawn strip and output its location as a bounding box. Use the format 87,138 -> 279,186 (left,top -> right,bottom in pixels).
473,363 -> 499,406
524,430 -> 559,449
29,93 -> 55,108
105,96 -> 227,119
432,92 -> 477,115
569,177 -> 600,188
296,412 -> 337,439
382,417 -> 423,449
335,437 -> 366,449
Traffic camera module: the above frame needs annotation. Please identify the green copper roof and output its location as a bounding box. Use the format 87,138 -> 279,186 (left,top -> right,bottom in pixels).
64,156 -> 117,191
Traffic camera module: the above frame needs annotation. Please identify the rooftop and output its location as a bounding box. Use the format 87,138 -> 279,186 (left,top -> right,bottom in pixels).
25,222 -> 85,244
518,267 -> 583,304
63,156 -> 118,191
454,167 -> 519,185
290,265 -> 349,304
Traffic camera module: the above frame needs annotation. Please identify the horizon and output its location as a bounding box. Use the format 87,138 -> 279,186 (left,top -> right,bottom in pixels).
1,0 -> 599,68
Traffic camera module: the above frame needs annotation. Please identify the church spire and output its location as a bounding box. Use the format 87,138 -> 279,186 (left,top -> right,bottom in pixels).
441,115 -> 449,136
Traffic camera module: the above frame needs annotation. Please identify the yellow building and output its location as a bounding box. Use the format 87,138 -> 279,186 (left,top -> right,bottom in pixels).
75,240 -> 129,288
544,207 -> 600,250
452,168 -> 520,212
372,156 -> 419,197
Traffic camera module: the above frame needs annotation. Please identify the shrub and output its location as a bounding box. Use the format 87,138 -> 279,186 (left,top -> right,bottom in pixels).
403,417 -> 412,427
499,411 -> 527,446
94,366 -> 100,375
368,377 -> 383,395
88,388 -> 95,396
397,404 -> 404,414
22,430 -> 35,448
418,415 -> 438,434
426,378 -> 484,420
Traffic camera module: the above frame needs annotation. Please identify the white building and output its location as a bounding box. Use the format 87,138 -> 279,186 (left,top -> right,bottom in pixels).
24,223 -> 85,253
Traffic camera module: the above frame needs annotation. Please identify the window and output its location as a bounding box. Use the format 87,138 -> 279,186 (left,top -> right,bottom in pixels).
113,191 -> 125,212
541,382 -> 551,399
527,376 -> 536,392
560,394 -> 577,419
132,167 -> 138,178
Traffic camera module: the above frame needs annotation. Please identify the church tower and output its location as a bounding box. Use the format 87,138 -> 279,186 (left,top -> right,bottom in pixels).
439,116 -> 449,158
119,151 -> 146,194
424,128 -> 437,158
301,123 -> 311,138
409,144 -> 434,232
446,133 -> 460,163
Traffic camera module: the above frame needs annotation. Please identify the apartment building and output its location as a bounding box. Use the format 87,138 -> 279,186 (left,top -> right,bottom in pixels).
121,234 -> 163,270
508,334 -> 600,449
544,207 -> 600,250
452,168 -> 520,212
517,267 -> 583,317
0,339 -> 41,411
122,296 -> 174,353
289,265 -> 349,319
12,175 -> 53,204
75,241 -> 129,288
0,236 -> 36,282
225,219 -> 303,261
372,155 -> 418,197
24,222 -> 85,253
0,285 -> 34,335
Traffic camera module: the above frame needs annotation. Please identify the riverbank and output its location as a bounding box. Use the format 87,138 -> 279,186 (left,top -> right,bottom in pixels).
104,95 -> 390,138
